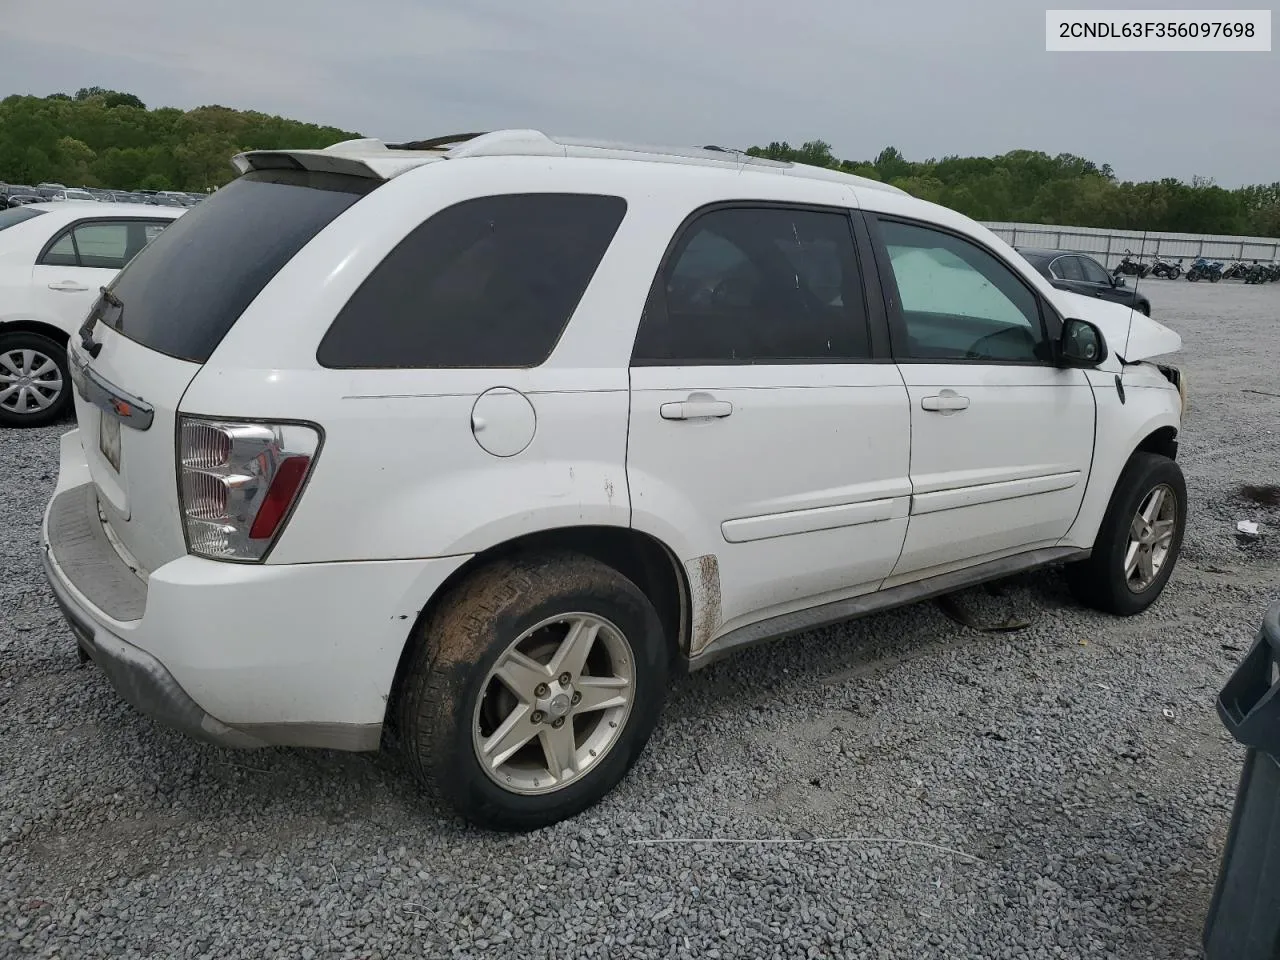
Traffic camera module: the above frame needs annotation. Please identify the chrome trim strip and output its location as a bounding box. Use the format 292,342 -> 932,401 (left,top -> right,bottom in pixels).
68,348 -> 155,430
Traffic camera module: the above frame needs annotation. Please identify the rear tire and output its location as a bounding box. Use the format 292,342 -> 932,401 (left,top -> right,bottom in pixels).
0,332 -> 72,428
397,552 -> 669,831
1065,453 -> 1186,616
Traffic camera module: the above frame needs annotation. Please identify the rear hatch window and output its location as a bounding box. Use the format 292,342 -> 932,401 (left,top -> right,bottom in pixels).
0,207 -> 46,231
96,169 -> 378,363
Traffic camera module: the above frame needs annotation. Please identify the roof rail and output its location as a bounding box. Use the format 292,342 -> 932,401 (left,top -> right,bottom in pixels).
381,129 -> 782,166
312,128 -> 907,194
445,130 -> 562,158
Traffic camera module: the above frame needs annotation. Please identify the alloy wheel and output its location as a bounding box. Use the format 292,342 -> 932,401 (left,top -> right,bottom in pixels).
1124,483 -> 1178,593
472,613 -> 635,795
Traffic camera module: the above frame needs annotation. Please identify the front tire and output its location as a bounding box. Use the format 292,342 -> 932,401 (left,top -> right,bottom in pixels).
397,552 -> 669,831
0,332 -> 71,428
1065,453 -> 1186,616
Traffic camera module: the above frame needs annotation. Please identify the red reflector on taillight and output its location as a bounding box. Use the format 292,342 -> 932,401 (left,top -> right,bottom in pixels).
248,455 -> 311,540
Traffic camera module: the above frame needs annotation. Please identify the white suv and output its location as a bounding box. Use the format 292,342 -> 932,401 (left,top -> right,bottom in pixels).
41,131 -> 1188,830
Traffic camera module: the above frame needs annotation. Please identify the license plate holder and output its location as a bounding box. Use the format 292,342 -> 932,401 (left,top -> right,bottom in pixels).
100,410 -> 122,472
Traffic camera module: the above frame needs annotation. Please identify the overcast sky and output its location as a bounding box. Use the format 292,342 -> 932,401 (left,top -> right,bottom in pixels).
3,0 -> 1277,186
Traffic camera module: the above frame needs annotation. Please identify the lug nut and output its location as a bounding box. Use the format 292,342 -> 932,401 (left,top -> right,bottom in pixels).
531,711 -> 545,724
534,683 -> 549,697
571,692 -> 581,705
552,717 -> 565,728
558,672 -> 572,686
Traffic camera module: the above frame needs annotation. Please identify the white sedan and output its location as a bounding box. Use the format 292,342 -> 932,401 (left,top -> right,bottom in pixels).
0,202 -> 183,426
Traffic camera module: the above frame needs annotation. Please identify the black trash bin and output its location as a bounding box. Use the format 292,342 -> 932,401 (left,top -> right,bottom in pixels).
1203,599 -> 1280,960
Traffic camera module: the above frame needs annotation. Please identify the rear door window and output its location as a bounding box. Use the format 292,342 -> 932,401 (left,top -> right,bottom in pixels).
632,205 -> 872,364
71,222 -> 130,269
1051,256 -> 1085,281
38,220 -> 175,269
317,193 -> 627,368
94,170 -> 377,363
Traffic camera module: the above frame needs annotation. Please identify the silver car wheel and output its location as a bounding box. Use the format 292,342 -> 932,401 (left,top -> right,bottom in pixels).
472,612 -> 635,796
1124,483 -> 1178,593
0,348 -> 64,414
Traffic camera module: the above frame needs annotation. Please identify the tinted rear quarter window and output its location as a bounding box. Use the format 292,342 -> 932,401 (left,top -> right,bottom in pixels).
317,193 -> 627,369
96,170 -> 376,363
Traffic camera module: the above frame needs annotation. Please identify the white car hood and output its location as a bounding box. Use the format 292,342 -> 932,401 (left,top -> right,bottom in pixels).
1055,290 -> 1182,362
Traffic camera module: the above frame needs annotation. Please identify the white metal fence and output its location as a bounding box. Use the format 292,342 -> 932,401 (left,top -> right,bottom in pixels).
981,221 -> 1280,268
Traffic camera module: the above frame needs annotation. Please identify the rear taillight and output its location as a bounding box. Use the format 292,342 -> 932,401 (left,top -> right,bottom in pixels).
177,417 -> 321,562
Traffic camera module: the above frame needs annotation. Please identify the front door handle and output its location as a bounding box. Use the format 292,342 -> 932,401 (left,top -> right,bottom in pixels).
660,394 -> 733,421
48,281 -> 89,292
921,393 -> 970,414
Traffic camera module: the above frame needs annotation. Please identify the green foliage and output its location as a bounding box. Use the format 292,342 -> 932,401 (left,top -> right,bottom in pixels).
745,140 -> 1280,237
4,90 -> 1276,236
0,90 -> 360,191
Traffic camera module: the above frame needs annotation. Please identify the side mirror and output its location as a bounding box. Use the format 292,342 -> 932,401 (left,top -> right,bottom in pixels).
1115,276 -> 1127,288
1060,318 -> 1107,367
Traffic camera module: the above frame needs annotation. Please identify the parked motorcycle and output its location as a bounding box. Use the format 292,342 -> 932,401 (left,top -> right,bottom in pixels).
1243,262 -> 1270,284
1254,261 -> 1280,282
1186,258 -> 1225,282
1150,255 -> 1183,280
1222,260 -> 1251,281
1113,249 -> 1151,279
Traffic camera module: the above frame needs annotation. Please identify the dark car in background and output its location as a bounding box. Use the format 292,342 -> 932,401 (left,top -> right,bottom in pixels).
1016,246 -> 1153,316
1,185 -> 38,209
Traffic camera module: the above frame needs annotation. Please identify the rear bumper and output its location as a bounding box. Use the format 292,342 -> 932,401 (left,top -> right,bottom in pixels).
41,429 -> 472,751
42,543 -> 266,749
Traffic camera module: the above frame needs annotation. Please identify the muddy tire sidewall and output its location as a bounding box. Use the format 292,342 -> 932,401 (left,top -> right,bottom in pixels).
398,553 -> 668,831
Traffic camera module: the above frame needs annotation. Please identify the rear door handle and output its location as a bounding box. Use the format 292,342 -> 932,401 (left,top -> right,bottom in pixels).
660,395 -> 733,420
48,281 -> 89,292
921,393 -> 970,414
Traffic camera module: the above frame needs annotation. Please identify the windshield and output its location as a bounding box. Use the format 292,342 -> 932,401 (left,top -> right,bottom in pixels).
96,168 -> 377,363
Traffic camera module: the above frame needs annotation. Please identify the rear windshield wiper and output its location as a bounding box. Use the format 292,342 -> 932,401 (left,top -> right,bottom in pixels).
78,287 -> 122,358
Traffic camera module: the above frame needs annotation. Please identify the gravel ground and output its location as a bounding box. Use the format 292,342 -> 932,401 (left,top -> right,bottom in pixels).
3,279 -> 1279,959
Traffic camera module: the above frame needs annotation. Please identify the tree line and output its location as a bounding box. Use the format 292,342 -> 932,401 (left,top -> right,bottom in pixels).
0,88 -> 357,193
2,90 -> 1277,237
746,140 -> 1280,238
